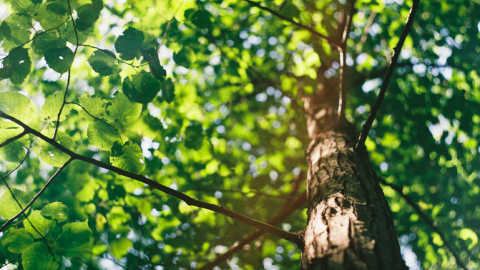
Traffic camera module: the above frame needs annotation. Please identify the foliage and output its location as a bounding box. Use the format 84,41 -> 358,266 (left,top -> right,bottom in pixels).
0,0 -> 478,269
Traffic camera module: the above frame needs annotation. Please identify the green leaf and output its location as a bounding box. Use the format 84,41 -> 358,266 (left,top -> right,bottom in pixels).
78,95 -> 108,121
39,131 -> 76,167
0,14 -> 32,50
173,47 -> 196,67
109,237 -> 132,259
106,91 -> 142,125
76,4 -> 101,31
281,4 -> 300,19
191,10 -> 212,29
22,242 -> 61,270
123,71 -> 161,104
64,21 -> 92,45
0,126 -> 29,162
142,48 -> 166,81
110,141 -> 144,174
58,221 -> 92,251
114,26 -> 144,60
185,122 -> 204,150
40,92 -> 72,122
1,228 -> 34,253
87,121 -> 121,151
33,5 -> 68,30
0,188 -> 30,219
11,0 -> 41,14
162,78 -> 175,103
41,202 -> 68,223
0,47 -> 32,84
0,91 -> 37,124
24,210 -> 55,239
44,47 -> 74,74
31,31 -> 66,55
88,49 -> 117,76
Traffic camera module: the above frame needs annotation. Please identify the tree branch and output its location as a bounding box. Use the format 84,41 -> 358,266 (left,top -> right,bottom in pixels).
0,110 -> 301,245
378,177 -> 468,270
337,0 -> 356,121
0,159 -> 72,233
53,0 -> 79,140
355,0 -> 420,150
0,176 -> 60,263
243,0 -> 341,49
0,131 -> 27,149
199,192 -> 307,270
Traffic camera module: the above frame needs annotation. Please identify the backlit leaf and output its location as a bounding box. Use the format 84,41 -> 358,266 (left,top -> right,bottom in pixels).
44,47 -> 74,74
23,211 -> 55,239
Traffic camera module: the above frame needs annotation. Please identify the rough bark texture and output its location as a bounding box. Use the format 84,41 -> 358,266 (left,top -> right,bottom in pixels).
300,93 -> 406,269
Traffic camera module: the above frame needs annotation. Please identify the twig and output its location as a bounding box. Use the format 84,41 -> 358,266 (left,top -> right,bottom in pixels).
0,110 -> 301,245
78,44 -> 147,68
0,18 -> 70,61
199,192 -> 307,270
0,174 -> 62,263
356,11 -> 377,54
243,0 -> 341,49
355,0 -> 420,150
0,254 -> 20,268
0,159 -> 72,233
377,177 -> 468,270
53,0 -> 79,140
67,102 -> 123,142
3,138 -> 35,178
337,0 -> 356,121
0,131 -> 27,149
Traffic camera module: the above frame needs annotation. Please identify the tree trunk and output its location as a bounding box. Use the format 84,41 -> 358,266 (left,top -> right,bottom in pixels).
300,94 -> 407,269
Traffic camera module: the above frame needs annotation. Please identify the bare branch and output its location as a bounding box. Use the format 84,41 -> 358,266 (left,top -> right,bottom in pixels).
378,177 -> 468,270
0,110 -> 301,245
53,0 -> 79,140
356,11 -> 377,55
199,192 -> 307,270
3,138 -> 34,178
244,0 -> 341,49
355,0 -> 420,150
0,131 -> 27,149
0,159 -> 72,233
337,0 -> 356,121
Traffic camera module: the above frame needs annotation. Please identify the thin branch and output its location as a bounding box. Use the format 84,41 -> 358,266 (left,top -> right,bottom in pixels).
244,0 -> 341,49
355,0 -> 420,150
0,18 -> 70,61
0,159 -> 72,233
356,11 -> 377,54
67,102 -> 123,143
78,44 -> 147,68
0,254 -> 20,268
0,131 -> 27,149
337,0 -> 356,121
199,192 -> 307,270
378,177 -> 468,270
53,0 -> 79,140
0,110 -> 301,245
0,174 -> 62,263
3,138 -> 34,178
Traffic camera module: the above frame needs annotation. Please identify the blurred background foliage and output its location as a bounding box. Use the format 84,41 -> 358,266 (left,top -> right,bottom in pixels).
0,0 -> 479,269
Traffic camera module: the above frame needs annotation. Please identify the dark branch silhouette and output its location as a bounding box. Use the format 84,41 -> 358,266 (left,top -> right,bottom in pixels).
0,110 -> 302,245
200,192 -> 307,270
244,0 -> 341,49
356,0 -> 420,150
378,177 -> 468,270
0,159 -> 72,233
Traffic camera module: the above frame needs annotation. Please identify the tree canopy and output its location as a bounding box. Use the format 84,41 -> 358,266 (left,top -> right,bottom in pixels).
0,0 -> 479,269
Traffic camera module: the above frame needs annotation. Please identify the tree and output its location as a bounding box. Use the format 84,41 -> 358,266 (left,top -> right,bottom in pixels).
0,0 -> 478,269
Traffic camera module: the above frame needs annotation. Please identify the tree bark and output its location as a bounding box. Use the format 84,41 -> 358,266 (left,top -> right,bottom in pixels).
300,94 -> 406,269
